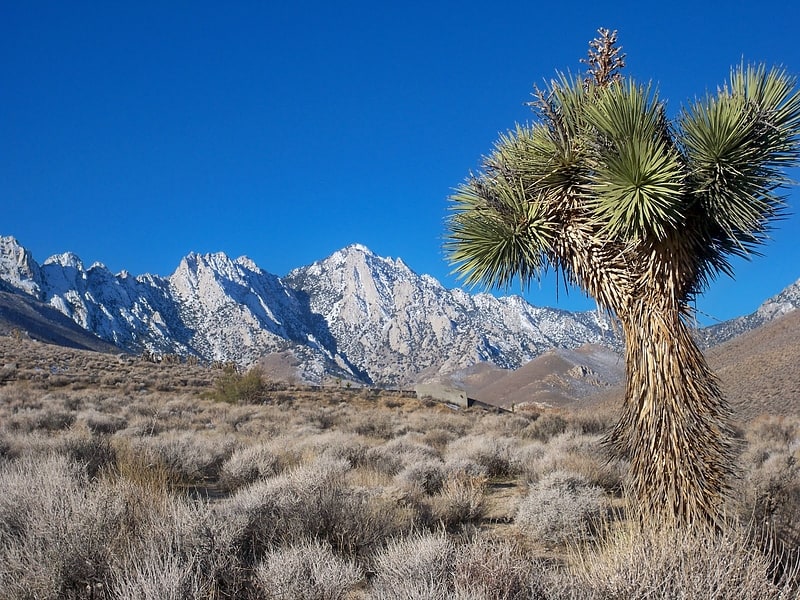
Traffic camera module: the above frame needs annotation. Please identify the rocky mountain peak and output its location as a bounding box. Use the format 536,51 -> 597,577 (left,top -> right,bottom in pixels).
43,252 -> 85,271
0,235 -> 43,298
756,277 -> 800,320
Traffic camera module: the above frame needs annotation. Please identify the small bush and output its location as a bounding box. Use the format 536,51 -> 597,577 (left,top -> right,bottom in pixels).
78,409 -> 127,434
346,411 -> 397,439
445,435 -> 520,479
524,412 -> 568,442
0,454 -> 129,599
368,532 -> 541,599
368,531 -> 457,599
365,437 -> 439,476
220,442 -> 284,490
215,457 -> 409,561
433,471 -> 488,529
396,459 -> 446,495
515,470 -> 605,546
254,539 -> 362,600
112,437 -> 176,494
122,431 -> 236,484
7,406 -> 75,432
61,430 -> 117,480
736,435 -> 800,549
207,366 -> 270,404
452,535 -> 540,600
105,482 -> 216,600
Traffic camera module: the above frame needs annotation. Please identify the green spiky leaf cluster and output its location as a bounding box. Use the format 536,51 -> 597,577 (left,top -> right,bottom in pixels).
446,57 -> 800,299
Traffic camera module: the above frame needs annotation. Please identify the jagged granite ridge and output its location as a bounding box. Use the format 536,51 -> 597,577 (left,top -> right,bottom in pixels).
0,235 -> 640,386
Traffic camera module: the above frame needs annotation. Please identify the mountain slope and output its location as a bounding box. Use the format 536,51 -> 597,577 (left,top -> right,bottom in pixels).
0,236 -> 622,385
0,281 -> 119,352
461,344 -> 625,410
699,278 -> 800,347
479,302 -> 800,418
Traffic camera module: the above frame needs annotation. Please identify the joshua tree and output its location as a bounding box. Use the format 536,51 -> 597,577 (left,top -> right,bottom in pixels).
446,29 -> 800,526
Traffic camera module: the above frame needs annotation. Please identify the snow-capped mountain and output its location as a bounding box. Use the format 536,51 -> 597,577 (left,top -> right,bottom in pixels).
284,245 -> 616,386
0,235 -> 621,385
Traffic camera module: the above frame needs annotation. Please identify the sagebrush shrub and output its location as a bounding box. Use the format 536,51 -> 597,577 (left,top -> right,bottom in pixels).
523,412 -> 568,442
452,535 -> 540,600
368,531 -> 457,599
736,431 -> 800,549
525,432 -> 625,494
0,454 -> 134,599
365,436 -> 440,476
396,459 -> 446,495
104,479 -> 223,600
445,434 -> 520,479
215,456 -> 409,561
298,430 -> 371,468
220,442 -> 284,490
254,539 -> 362,600
77,408 -> 128,434
432,470 -> 488,529
122,430 -> 236,484
515,470 -> 605,545
7,406 -> 75,432
60,428 -> 117,479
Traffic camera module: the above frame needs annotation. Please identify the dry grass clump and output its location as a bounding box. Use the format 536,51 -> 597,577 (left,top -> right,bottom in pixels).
551,525 -> 799,599
116,430 -> 237,484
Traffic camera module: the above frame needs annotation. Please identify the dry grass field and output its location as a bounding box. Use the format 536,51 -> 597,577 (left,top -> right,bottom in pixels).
1,334 -> 799,599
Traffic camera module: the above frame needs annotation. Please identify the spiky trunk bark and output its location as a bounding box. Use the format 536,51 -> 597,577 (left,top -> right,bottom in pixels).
555,222 -> 735,527
608,300 -> 735,526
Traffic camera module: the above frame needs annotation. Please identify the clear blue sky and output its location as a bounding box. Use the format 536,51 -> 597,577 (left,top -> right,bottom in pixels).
3,1 -> 799,324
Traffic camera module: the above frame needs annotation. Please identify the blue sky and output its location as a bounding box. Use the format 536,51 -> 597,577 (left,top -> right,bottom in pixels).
3,1 -> 799,324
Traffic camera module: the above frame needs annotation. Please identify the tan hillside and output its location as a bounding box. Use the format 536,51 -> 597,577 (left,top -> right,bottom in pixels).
457,310 -> 799,422
706,308 -> 800,420
460,344 -> 625,411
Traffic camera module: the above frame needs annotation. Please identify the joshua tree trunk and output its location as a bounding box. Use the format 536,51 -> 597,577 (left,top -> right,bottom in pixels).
556,223 -> 734,525
608,299 -> 735,526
